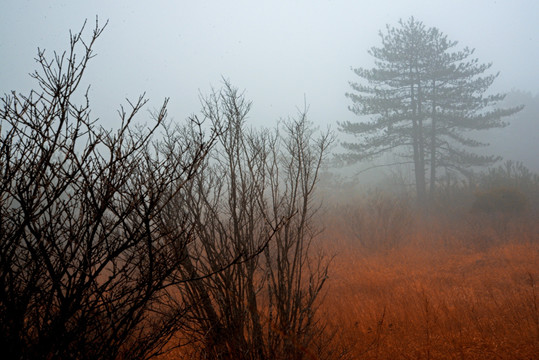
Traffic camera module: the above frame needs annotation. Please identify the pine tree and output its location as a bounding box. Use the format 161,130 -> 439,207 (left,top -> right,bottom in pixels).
340,17 -> 523,205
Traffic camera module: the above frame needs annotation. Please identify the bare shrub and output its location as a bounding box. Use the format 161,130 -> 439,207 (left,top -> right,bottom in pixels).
0,20 -> 216,360
471,187 -> 528,214
343,191 -> 414,251
165,83 -> 333,359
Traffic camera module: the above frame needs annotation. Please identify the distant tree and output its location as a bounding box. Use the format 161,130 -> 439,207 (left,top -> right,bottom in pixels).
339,17 -> 523,205
0,20 -> 217,360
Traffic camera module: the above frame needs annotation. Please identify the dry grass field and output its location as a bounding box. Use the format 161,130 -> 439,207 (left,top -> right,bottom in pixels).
161,192 -> 539,359
318,199 -> 539,360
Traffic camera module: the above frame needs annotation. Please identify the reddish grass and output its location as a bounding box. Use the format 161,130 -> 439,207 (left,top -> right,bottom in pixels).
160,197 -> 539,359
318,203 -> 539,359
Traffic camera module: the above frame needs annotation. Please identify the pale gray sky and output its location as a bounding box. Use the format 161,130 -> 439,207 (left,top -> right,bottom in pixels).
1,0 -> 538,131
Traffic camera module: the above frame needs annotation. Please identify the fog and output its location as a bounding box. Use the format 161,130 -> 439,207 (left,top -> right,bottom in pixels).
2,3 -> 539,358
1,0 -> 538,169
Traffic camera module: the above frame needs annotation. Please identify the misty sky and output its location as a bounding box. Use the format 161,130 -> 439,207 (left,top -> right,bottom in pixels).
1,0 -> 538,157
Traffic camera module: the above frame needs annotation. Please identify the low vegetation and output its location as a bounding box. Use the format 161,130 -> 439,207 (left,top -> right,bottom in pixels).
316,177 -> 539,360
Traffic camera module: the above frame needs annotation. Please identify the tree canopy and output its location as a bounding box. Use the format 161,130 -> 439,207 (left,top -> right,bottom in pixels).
340,17 -> 523,205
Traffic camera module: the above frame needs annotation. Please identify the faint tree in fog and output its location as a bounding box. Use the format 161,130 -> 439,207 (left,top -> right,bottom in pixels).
0,20 -> 217,360
339,17 -> 523,206
164,82 -> 333,360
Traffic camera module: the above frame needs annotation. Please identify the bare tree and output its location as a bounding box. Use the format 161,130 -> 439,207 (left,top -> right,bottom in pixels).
0,20 -> 215,360
165,82 -> 333,360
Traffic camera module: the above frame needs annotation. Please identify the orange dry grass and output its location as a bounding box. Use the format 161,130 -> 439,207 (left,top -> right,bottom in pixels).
320,212 -> 539,360
159,201 -> 539,359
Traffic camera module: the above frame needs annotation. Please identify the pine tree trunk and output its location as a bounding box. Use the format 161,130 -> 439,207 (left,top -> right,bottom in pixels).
411,73 -> 427,207
429,83 -> 437,202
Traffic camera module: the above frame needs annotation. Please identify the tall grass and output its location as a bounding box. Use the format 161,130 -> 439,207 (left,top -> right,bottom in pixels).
161,187 -> 538,359
319,195 -> 539,359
